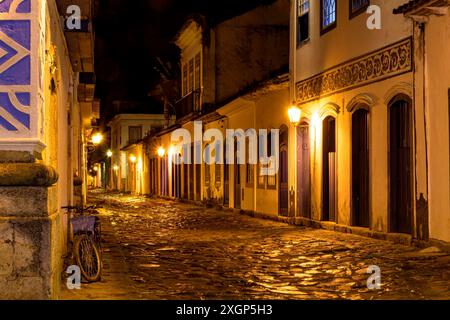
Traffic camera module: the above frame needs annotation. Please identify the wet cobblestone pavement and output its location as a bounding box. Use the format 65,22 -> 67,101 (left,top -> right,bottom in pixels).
61,190 -> 450,300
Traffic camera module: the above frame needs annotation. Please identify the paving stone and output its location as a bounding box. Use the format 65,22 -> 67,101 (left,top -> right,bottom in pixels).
61,190 -> 450,300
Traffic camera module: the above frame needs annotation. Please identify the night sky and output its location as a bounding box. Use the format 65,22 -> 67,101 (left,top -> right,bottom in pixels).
94,0 -> 275,123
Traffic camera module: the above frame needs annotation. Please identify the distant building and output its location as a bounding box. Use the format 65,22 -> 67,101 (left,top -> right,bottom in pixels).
108,113 -> 170,193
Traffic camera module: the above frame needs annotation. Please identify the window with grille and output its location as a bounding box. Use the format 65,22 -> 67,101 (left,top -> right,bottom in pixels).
128,126 -> 142,144
350,0 -> 369,18
297,0 -> 310,45
321,0 -> 337,33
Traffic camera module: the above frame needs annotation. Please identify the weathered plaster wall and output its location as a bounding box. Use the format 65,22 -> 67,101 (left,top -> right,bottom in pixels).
425,14 -> 450,242
215,0 -> 289,104
293,0 -> 412,83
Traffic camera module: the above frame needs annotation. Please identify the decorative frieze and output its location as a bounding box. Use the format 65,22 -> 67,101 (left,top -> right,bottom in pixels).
295,38 -> 413,104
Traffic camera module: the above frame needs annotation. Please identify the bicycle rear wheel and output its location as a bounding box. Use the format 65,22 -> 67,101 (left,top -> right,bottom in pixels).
73,234 -> 102,282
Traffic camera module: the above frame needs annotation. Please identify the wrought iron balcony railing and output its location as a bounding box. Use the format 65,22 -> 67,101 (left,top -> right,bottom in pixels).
175,89 -> 202,119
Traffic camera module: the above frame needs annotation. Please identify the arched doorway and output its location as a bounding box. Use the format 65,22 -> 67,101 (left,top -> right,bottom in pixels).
352,108 -> 370,227
322,116 -> 337,222
297,121 -> 311,218
389,96 -> 413,234
279,125 -> 289,216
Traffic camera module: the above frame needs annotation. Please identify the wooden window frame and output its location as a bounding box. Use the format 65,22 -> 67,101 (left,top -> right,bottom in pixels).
320,0 -> 337,35
297,0 -> 310,46
128,126 -> 142,144
349,0 -> 370,19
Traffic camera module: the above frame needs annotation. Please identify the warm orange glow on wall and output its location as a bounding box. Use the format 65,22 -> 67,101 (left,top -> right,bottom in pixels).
129,155 -> 137,163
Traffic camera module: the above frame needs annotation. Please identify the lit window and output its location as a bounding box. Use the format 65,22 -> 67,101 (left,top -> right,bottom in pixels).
297,0 -> 310,44
321,0 -> 336,32
350,0 -> 369,18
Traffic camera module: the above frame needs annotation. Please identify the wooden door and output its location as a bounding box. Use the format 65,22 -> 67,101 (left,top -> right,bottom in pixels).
189,145 -> 194,200
224,142 -> 230,206
279,127 -> 289,216
389,98 -> 413,234
352,109 -> 370,227
234,140 -> 241,209
322,116 -> 337,221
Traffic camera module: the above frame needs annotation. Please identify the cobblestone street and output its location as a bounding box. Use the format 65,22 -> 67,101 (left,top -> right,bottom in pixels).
61,190 -> 450,300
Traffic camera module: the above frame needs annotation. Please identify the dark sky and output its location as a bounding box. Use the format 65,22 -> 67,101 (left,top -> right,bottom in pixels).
94,0 -> 275,120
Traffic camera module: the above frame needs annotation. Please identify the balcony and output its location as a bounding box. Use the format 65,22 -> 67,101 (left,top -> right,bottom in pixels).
175,90 -> 202,120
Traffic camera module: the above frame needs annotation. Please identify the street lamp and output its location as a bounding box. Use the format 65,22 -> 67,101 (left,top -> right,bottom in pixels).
129,155 -> 137,163
113,165 -> 119,171
157,146 -> 166,158
92,132 -> 103,145
288,106 -> 302,127
107,150 -> 113,158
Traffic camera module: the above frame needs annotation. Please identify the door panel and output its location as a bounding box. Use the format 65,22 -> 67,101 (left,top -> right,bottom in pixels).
279,127 -> 289,216
389,99 -> 413,234
322,116 -> 337,222
352,109 -> 370,227
279,148 -> 289,216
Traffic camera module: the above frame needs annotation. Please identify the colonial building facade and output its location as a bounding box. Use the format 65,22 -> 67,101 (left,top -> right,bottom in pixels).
108,113 -> 169,194
291,0 -> 449,243
394,0 -> 450,243
0,0 -> 98,299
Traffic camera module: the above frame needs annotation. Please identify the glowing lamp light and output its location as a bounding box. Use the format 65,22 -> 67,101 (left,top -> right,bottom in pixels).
107,150 -> 113,157
93,166 -> 99,172
157,147 -> 166,158
129,155 -> 137,163
288,106 -> 302,127
113,165 -> 119,171
92,133 -> 103,145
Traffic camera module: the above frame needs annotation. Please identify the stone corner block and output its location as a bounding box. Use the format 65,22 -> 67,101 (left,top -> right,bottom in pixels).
0,186 -> 58,217
0,163 -> 58,187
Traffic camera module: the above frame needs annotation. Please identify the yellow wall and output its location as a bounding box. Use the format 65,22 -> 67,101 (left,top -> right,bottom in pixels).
425,14 -> 450,242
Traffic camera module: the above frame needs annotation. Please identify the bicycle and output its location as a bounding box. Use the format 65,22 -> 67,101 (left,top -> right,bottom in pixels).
62,205 -> 103,282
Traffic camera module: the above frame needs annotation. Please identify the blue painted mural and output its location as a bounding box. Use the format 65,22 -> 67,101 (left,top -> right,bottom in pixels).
0,0 -> 32,132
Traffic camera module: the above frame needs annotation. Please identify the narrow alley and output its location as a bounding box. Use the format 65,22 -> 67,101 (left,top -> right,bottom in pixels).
61,190 -> 450,300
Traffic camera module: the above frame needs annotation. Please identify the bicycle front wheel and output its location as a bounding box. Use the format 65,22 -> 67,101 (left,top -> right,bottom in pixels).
73,234 -> 102,282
